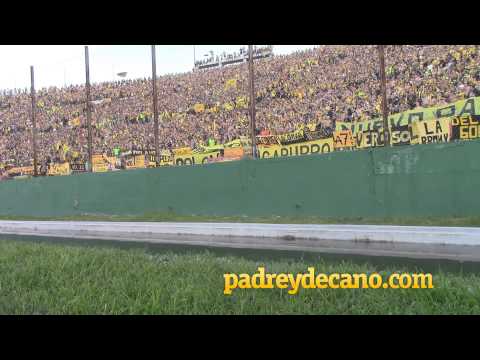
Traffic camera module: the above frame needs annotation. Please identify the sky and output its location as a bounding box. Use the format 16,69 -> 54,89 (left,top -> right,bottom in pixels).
0,45 -> 316,91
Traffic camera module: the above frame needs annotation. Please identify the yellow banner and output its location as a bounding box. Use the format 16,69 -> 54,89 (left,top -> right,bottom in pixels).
158,156 -> 174,166
174,151 -> 222,166
411,118 -> 451,145
336,96 -> 480,134
7,166 -> 35,176
172,147 -> 193,156
355,130 -> 386,149
92,154 -> 109,173
108,156 -> 117,166
48,162 -> 71,176
196,143 -> 224,153
257,138 -> 333,159
126,155 -> 146,169
224,139 -> 243,148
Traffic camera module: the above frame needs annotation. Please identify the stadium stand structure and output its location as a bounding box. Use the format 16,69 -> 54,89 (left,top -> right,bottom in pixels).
194,46 -> 273,70
0,45 -> 479,177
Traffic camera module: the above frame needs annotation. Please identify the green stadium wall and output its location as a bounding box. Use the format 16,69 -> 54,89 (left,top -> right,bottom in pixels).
0,140 -> 479,218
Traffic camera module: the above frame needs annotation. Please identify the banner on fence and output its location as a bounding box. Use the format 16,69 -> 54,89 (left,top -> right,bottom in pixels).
125,155 -> 146,169
304,129 -> 330,141
172,147 -> 193,156
451,115 -> 480,141
70,162 -> 87,173
336,96 -> 480,134
92,154 -> 109,173
158,154 -> 174,166
356,129 -> 386,149
146,154 -> 157,167
7,166 -> 34,177
105,156 -> 117,169
257,138 -> 333,159
256,128 -> 305,146
275,128 -> 306,145
224,139 -> 243,148
390,124 -> 412,146
48,162 -> 71,176
8,97 -> 480,177
411,117 -> 451,144
195,144 -> 224,153
174,150 -> 222,166
333,130 -> 354,149
256,134 -> 280,146
224,147 -> 244,160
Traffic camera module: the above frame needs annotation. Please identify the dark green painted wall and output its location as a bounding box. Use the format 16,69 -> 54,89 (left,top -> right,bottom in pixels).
1,140 -> 479,218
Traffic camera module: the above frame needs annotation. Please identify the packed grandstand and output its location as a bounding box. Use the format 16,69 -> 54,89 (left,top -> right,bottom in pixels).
1,45 -> 480,178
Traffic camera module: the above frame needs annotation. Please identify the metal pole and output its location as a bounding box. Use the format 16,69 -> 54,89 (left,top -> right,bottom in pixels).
151,45 -> 159,165
85,46 -> 93,171
378,45 -> 390,147
30,66 -> 38,176
248,45 -> 257,158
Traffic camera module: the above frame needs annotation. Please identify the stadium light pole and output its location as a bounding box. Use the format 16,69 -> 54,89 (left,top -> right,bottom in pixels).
85,46 -> 93,171
30,66 -> 38,177
248,45 -> 257,158
151,45 -> 159,165
378,45 -> 390,147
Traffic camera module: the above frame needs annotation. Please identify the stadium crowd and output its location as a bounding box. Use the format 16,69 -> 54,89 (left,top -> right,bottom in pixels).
0,45 -> 479,168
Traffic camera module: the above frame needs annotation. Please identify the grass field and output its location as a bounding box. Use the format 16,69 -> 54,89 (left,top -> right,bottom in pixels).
1,238 -> 480,315
2,212 -> 480,227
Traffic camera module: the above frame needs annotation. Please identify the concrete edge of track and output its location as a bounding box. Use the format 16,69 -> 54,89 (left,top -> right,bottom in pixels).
1,220 -> 480,261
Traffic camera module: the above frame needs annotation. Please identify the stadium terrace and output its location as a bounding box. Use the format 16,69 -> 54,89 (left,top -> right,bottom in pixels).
1,45 -> 479,178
